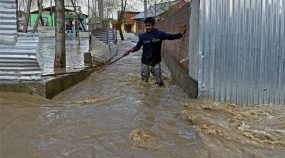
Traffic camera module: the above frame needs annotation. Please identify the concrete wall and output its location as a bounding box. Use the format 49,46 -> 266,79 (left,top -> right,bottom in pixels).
188,0 -> 200,81
44,71 -> 92,99
156,2 -> 198,98
164,49 -> 198,98
0,70 -> 92,99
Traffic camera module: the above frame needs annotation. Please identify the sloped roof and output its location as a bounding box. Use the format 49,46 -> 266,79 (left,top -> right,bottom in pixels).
123,13 -> 138,24
30,6 -> 88,17
132,0 -> 180,20
31,6 -> 72,13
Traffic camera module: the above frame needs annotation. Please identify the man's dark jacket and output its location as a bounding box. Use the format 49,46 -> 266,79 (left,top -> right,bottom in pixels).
132,28 -> 182,66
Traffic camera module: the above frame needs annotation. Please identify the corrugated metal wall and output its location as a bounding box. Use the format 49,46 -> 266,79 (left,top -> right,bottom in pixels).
92,28 -> 118,57
198,0 -> 285,105
92,28 -> 117,45
0,0 -> 41,82
0,0 -> 17,45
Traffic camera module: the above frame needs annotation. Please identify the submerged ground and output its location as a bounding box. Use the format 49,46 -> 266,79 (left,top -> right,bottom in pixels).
1,40 -> 284,158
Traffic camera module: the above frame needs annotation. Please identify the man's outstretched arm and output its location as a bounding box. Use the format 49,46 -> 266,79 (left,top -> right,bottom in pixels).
124,48 -> 134,56
124,38 -> 143,56
163,24 -> 187,40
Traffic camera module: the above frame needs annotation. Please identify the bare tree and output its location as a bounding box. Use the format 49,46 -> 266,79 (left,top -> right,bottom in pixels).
23,0 -> 32,33
97,0 -> 105,27
91,0 -> 97,27
54,0 -> 66,68
117,0 -> 127,40
32,0 -> 43,33
18,0 -> 39,12
104,0 -> 134,40
37,0 -> 44,26
70,0 -> 86,31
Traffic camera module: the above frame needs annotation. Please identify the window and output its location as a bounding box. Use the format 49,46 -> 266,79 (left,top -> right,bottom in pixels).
138,21 -> 142,30
43,18 -> 48,26
113,24 -> 119,30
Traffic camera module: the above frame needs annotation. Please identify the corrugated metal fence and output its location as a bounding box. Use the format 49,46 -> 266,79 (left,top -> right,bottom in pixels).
0,0 -> 41,82
92,28 -> 117,45
92,28 -> 118,57
198,0 -> 285,105
0,0 -> 17,45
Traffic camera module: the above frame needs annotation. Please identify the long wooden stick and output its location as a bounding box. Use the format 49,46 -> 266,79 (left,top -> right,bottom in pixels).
41,55 -> 125,77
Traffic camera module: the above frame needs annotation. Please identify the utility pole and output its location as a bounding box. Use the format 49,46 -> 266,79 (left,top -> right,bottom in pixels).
88,0 -> 89,16
144,0 -> 147,19
154,0 -> 156,18
95,0 -> 97,27
88,0 -> 89,31
143,0 -> 147,32
88,0 -> 89,20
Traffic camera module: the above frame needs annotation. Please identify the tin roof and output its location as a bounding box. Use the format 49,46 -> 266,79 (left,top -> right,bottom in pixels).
30,6 -> 88,17
123,13 -> 139,24
132,0 -> 180,20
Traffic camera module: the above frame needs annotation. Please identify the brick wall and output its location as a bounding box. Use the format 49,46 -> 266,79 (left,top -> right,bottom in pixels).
156,2 -> 190,74
155,3 -> 190,74
155,2 -> 198,98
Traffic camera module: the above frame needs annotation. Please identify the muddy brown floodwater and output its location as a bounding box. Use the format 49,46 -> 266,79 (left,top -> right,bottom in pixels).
1,40 -> 285,158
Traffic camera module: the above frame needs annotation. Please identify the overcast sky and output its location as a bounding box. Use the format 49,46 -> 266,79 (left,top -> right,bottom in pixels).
31,0 -> 177,19
40,0 -> 145,14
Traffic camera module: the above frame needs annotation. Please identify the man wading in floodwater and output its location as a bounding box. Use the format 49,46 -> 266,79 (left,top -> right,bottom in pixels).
124,17 -> 186,86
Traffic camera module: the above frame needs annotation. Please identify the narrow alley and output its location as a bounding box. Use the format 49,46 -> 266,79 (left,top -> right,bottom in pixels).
0,40 -> 284,158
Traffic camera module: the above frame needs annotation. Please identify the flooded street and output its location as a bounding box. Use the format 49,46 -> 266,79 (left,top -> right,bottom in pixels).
37,37 -> 89,75
1,40 -> 285,158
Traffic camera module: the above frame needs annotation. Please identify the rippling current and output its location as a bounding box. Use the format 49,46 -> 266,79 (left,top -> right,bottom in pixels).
1,41 -> 284,158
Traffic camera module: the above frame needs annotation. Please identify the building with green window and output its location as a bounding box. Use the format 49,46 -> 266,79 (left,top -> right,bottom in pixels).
30,13 -> 55,27
30,6 -> 88,32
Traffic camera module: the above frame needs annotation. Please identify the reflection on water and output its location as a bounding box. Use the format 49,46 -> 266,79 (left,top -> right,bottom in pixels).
1,41 -> 284,158
37,37 -> 89,75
